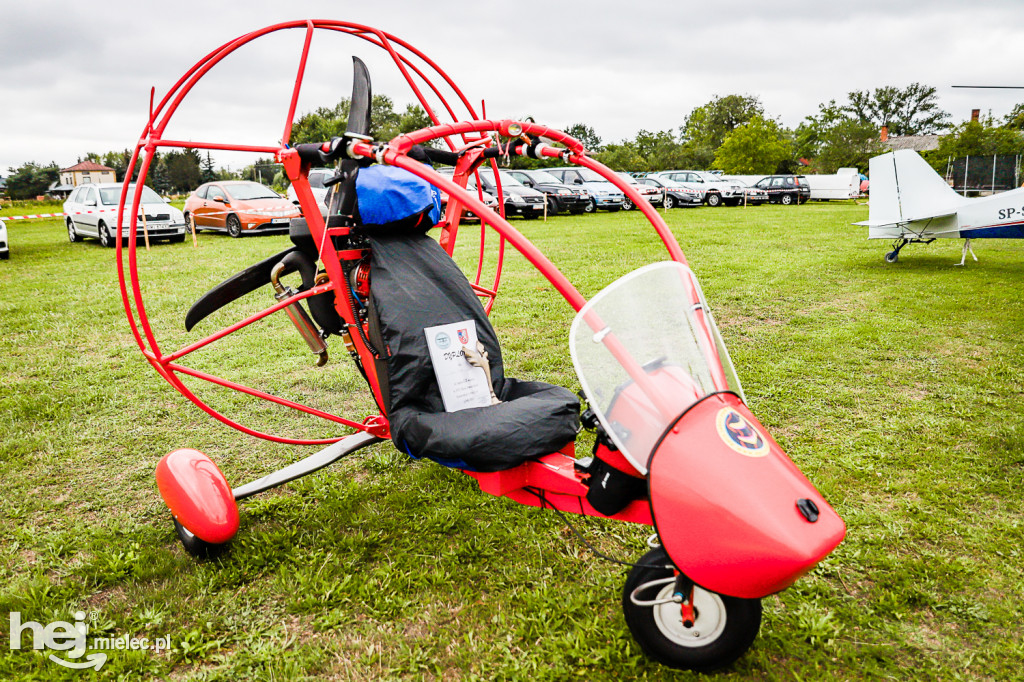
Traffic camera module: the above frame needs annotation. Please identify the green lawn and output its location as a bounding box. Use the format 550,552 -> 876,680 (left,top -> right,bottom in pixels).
1,203 -> 1022,680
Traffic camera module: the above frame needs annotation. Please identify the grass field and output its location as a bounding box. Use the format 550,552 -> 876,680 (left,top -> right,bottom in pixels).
1,202 -> 1022,680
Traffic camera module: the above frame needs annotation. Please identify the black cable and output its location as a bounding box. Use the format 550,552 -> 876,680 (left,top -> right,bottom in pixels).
525,486 -> 664,570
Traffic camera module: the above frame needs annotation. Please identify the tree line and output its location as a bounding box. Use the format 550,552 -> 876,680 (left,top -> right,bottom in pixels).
6,84 -> 1024,200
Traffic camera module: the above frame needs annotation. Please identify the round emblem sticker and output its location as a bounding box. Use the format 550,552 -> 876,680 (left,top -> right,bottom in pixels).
716,407 -> 769,457
434,332 -> 451,350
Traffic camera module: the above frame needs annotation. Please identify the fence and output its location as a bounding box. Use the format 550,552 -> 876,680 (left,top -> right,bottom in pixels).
944,155 -> 1022,196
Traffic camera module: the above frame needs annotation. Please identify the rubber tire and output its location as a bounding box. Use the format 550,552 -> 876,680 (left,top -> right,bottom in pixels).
885,251 -> 899,263
664,195 -> 676,209
98,221 -> 114,248
780,193 -> 794,206
706,193 -> 722,207
0,251 -> 8,260
523,211 -> 539,219
173,518 -> 229,560
622,198 -> 635,211
622,547 -> 762,672
584,199 -> 597,214
607,205 -> 621,212
569,207 -> 586,215
547,197 -> 559,215
170,234 -> 186,243
67,220 -> 79,243
226,214 -> 243,238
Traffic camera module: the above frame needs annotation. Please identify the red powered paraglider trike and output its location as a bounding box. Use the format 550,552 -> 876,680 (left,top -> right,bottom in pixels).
115,21 -> 845,671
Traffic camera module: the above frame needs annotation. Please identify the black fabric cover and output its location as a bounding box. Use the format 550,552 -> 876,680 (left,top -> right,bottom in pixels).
367,231 -> 579,471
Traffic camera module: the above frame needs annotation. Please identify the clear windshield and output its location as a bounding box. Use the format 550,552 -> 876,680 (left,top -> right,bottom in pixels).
226,183 -> 280,200
570,261 -> 744,473
615,172 -> 639,185
578,168 -> 608,183
528,170 -> 562,184
100,185 -> 165,205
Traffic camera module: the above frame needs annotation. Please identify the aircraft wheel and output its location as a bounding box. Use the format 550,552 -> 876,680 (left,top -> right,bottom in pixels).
173,518 -> 230,560
622,547 -> 761,672
885,250 -> 899,263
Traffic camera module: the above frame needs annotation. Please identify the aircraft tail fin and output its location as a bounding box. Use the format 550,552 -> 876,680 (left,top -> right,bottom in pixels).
866,150 -> 964,226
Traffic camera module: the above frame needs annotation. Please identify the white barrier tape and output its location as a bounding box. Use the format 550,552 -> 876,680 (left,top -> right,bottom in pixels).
2,213 -> 66,220
1,207 -> 299,221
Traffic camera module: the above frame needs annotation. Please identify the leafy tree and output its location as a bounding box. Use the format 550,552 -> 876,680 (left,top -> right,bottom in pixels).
162,148 -> 202,193
681,94 -> 765,167
563,123 -> 602,151
1002,103 -> 1024,130
5,162 -> 59,199
712,115 -> 793,174
595,143 -> 647,171
927,116 -> 1024,171
290,95 -> 431,146
844,83 -> 950,136
812,119 -> 885,173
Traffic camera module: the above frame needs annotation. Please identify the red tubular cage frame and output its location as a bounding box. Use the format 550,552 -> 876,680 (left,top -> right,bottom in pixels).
116,20 -> 720,446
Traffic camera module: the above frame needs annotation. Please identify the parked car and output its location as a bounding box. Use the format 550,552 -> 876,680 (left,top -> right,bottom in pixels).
730,179 -> 770,206
286,167 -> 335,216
752,175 -> 811,205
501,169 -> 590,215
0,218 -> 8,259
184,181 -> 300,237
614,172 -> 665,210
636,176 -> 703,209
653,170 -> 745,207
64,183 -> 187,247
473,169 -> 547,218
545,167 -> 624,212
437,176 -> 500,221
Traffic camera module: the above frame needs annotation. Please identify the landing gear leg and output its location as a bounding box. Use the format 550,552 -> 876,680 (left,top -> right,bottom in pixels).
956,238 -> 977,266
885,238 -> 909,263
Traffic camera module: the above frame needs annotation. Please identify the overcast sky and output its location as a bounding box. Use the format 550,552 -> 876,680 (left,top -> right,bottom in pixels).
3,0 -> 1024,174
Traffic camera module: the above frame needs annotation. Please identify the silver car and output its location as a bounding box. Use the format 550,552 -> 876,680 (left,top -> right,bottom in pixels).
286,167 -> 334,216
0,218 -> 8,259
64,183 -> 187,247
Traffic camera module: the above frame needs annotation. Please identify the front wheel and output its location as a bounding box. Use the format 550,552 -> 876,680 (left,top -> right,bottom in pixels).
98,221 -> 114,248
584,199 -> 597,214
663,195 -> 676,210
622,547 -> 761,672
226,214 -> 243,237
622,198 -> 635,211
67,220 -> 79,243
173,518 -> 230,560
706,193 -> 722,207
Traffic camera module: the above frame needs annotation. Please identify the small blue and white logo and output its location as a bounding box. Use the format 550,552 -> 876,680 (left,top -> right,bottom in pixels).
434,332 -> 451,350
716,408 -> 769,457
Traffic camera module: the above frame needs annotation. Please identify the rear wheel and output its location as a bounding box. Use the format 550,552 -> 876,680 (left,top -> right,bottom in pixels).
622,547 -> 762,672
226,214 -> 243,237
780,193 -> 794,206
885,250 -> 899,263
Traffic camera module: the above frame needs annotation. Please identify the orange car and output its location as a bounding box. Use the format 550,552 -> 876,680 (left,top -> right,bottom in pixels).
183,181 -> 300,237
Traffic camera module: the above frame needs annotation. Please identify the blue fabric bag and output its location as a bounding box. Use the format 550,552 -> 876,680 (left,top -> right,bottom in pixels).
355,164 -> 441,226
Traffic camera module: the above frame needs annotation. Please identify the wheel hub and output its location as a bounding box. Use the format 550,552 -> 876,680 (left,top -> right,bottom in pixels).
652,583 -> 727,647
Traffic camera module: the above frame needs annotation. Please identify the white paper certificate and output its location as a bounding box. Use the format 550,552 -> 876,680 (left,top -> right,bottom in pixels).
424,320 -> 493,412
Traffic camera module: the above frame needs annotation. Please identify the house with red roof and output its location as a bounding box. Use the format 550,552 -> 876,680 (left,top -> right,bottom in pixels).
60,161 -> 116,187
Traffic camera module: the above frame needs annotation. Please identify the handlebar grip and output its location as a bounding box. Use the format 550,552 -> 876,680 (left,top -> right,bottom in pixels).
295,138 -> 346,164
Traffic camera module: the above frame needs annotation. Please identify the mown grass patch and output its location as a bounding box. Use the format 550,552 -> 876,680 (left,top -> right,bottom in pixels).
1,202 -> 1022,680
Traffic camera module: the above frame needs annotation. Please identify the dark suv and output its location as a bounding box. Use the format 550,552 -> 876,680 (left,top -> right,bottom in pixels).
753,175 -> 810,205
502,169 -> 591,215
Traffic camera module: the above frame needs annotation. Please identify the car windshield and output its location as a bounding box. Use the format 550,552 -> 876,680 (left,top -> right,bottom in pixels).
308,171 -> 331,189
226,183 -> 280,200
570,262 -> 744,472
100,185 -> 165,205
528,171 -> 562,184
485,170 -> 524,187
578,168 -> 609,183
615,173 -> 639,185
657,178 -> 686,188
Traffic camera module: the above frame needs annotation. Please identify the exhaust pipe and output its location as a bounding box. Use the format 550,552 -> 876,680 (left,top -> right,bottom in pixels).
270,262 -> 329,367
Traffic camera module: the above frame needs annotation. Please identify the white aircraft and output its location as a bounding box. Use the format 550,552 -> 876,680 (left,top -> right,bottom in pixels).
855,149 -> 1024,264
